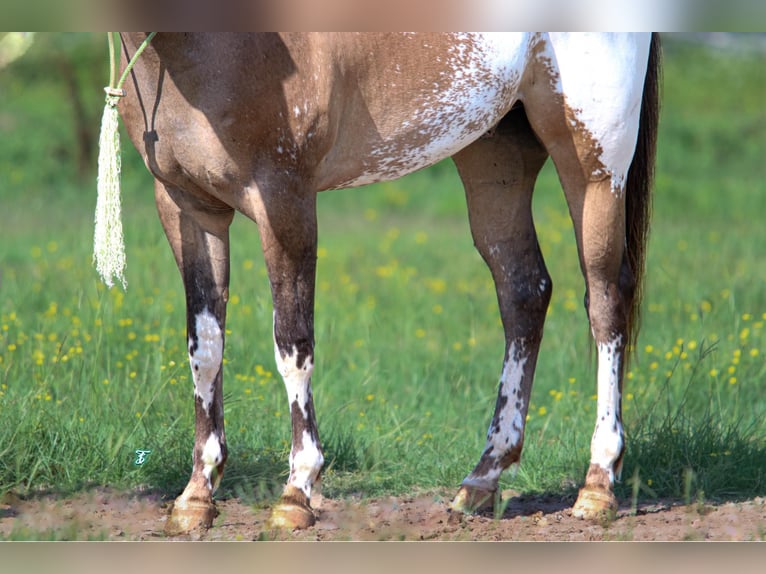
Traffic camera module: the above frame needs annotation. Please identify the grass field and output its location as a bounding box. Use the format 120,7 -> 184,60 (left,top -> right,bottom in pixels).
0,33 -> 764,517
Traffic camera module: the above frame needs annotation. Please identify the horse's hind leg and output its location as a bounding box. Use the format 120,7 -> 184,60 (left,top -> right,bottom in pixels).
560,176 -> 632,521
571,199 -> 632,521
521,34 -> 648,520
254,186 -> 323,530
450,106 -> 550,513
154,181 -> 235,535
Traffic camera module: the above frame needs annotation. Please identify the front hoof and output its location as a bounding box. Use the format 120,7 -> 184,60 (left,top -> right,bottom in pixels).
268,486 -> 316,530
164,498 -> 218,536
450,485 -> 497,515
572,487 -> 618,522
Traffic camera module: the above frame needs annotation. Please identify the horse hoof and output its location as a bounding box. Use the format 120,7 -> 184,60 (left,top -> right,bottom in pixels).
164,498 -> 218,536
450,485 -> 497,514
571,487 -> 618,522
268,502 -> 316,530
268,486 -> 316,530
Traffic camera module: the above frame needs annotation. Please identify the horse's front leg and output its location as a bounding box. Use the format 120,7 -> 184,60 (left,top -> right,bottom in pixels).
256,189 -> 323,530
154,181 -> 235,535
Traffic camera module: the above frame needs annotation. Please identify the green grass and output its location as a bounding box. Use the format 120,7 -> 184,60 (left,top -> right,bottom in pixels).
0,522 -> 108,541
0,34 -> 764,513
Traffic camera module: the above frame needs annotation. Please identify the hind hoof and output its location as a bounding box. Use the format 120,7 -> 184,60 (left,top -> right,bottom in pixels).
164,498 -> 218,536
268,486 -> 316,530
450,485 -> 497,514
572,487 -> 618,521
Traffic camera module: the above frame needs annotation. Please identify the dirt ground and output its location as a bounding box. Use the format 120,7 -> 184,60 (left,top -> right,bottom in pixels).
0,487 -> 763,541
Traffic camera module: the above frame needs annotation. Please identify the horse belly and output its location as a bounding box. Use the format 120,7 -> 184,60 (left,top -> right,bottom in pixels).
320,33 -> 530,190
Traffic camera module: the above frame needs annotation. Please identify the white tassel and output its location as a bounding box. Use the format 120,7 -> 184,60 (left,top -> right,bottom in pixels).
93,32 -> 156,289
94,90 -> 127,289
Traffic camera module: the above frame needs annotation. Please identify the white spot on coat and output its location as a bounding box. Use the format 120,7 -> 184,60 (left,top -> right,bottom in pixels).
274,345 -> 314,419
334,33 -> 530,188
201,432 -> 223,486
545,33 -> 651,194
189,309 -> 223,414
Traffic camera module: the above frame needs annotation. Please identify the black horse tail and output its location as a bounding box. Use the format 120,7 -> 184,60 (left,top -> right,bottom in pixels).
624,32 -> 662,363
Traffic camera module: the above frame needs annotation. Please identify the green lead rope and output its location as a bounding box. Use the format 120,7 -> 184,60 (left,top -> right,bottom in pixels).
94,32 -> 156,290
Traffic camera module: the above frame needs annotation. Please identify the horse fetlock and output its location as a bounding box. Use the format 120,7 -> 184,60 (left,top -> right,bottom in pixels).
290,438 -> 324,479
201,432 -> 226,492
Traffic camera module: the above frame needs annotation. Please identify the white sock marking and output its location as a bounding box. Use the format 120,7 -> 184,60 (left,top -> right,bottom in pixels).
290,430 -> 324,496
463,340 -> 528,490
273,331 -> 324,498
591,335 -> 624,482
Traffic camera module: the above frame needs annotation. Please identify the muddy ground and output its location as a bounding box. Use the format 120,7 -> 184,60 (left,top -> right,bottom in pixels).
1,487 -> 764,541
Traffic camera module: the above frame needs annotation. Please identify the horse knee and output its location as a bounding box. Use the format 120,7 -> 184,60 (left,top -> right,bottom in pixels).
503,267 -> 552,323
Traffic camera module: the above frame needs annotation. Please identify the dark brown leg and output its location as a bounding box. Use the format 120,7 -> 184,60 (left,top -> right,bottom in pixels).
253,186 -> 323,530
450,108 -> 550,513
153,180 -> 235,535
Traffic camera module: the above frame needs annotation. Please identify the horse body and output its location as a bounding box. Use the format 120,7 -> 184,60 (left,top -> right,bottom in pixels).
316,33 -> 529,189
114,32 -> 659,533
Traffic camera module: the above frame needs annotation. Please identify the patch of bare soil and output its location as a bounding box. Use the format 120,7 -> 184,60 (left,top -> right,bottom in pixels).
0,488 -> 763,541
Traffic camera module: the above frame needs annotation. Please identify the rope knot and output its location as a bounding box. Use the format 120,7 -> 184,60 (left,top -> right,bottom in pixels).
104,87 -> 125,109
104,86 -> 126,98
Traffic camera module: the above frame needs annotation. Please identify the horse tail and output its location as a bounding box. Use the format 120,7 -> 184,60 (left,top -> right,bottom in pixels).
625,32 -> 661,361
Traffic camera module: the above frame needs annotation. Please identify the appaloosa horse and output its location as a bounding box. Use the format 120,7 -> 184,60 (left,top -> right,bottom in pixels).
108,32 -> 660,534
